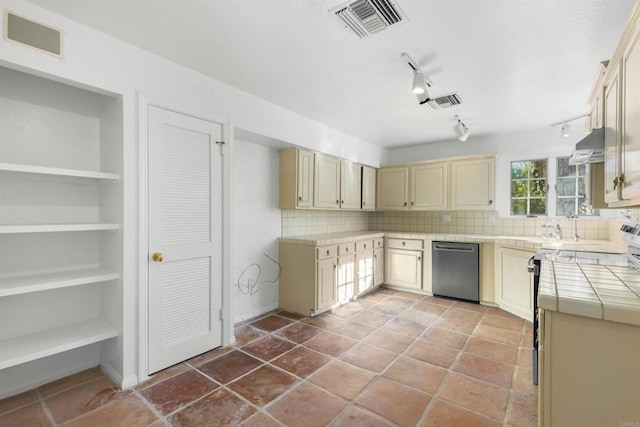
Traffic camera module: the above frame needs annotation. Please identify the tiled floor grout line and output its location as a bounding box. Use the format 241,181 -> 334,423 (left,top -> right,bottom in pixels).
35,387 -> 57,427
131,388 -> 171,426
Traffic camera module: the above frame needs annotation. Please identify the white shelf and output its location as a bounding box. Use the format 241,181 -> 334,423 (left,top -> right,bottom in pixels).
0,268 -> 118,297
0,223 -> 119,234
0,162 -> 119,180
0,318 -> 118,370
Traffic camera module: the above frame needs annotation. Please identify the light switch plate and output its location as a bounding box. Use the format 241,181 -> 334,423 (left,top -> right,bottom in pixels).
443,214 -> 451,223
488,215 -> 496,224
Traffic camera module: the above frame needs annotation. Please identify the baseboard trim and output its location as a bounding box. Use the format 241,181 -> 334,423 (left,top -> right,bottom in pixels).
234,303 -> 279,323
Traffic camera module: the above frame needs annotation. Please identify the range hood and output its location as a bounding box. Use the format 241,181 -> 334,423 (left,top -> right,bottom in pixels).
569,127 -> 605,165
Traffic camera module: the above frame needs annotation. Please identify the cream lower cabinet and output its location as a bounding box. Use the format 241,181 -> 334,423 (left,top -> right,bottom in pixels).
317,257 -> 338,312
385,238 -> 423,290
495,246 -> 534,321
539,311 -> 640,426
373,246 -> 384,287
280,236 -> 383,316
279,242 -> 337,316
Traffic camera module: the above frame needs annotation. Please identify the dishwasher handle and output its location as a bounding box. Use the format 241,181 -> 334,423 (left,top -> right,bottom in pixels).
433,243 -> 476,252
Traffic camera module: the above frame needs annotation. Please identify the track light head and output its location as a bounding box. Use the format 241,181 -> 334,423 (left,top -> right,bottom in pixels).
561,122 -> 571,138
453,115 -> 471,142
412,70 -> 427,94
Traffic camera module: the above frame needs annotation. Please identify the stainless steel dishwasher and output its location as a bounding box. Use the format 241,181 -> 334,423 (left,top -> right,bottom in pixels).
432,241 -> 479,302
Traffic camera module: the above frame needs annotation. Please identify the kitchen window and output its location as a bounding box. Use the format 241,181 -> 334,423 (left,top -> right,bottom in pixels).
556,157 -> 586,216
510,159 -> 547,216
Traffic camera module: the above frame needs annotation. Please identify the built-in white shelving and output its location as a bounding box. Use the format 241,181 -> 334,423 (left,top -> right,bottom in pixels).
0,268 -> 118,297
0,224 -> 119,234
0,318 -> 118,370
0,162 -> 119,180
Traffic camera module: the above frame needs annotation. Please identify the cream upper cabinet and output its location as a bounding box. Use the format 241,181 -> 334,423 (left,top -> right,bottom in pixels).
340,160 -> 362,210
604,62 -> 623,203
587,62 -> 608,133
362,166 -> 376,210
377,167 -> 409,210
279,148 -> 314,209
450,157 -> 495,210
410,162 -> 448,210
621,22 -> 640,201
313,153 -> 340,209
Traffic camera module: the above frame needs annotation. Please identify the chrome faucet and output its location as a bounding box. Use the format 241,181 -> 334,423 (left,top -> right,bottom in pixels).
567,214 -> 579,241
554,223 -> 563,240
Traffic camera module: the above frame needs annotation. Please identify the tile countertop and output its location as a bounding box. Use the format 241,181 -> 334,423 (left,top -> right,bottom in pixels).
280,230 -> 626,253
538,260 -> 640,326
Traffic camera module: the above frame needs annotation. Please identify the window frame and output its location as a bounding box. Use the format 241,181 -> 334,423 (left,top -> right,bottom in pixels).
510,158 -> 548,216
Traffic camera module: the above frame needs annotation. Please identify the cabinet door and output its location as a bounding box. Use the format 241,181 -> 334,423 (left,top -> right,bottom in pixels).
355,250 -> 374,295
621,24 -> 640,201
340,160 -> 362,210
410,162 -> 448,210
450,158 -> 495,210
362,166 -> 376,210
317,258 -> 337,311
314,153 -> 340,209
385,248 -> 422,289
297,149 -> 314,208
604,63 -> 622,203
373,247 -> 384,287
496,246 -> 534,321
377,167 -> 409,210
337,254 -> 356,303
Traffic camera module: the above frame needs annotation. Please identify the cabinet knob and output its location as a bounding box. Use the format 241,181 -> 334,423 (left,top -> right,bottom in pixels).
152,252 -> 164,263
402,241 -> 406,246
364,244 -> 367,248
326,250 -> 330,256
411,201 -> 414,206
488,199 -> 493,205
363,201 -> 366,206
418,256 -> 422,262
298,196 -> 302,201
336,200 -> 339,204
404,202 -> 407,206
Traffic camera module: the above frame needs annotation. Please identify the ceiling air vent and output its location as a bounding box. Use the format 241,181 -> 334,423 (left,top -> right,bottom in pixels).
333,0 -> 404,39
421,93 -> 463,109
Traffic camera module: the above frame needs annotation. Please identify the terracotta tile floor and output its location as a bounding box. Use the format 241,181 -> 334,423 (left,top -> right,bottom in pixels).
0,289 -> 538,426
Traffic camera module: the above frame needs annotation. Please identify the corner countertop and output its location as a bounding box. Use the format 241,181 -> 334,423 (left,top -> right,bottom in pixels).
538,260 -> 640,326
280,230 -> 626,253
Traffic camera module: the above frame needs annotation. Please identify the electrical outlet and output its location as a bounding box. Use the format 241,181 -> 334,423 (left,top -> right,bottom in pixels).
488,214 -> 495,224
443,214 -> 451,223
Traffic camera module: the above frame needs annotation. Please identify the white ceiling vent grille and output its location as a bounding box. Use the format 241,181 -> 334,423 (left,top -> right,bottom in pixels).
333,0 -> 404,39
422,93 -> 463,109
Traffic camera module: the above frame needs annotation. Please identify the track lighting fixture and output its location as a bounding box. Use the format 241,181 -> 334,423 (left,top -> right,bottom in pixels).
454,115 -> 470,142
550,113 -> 589,138
401,52 -> 432,103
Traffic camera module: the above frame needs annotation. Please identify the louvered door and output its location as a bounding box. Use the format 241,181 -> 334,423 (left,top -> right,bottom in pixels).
148,106 -> 222,373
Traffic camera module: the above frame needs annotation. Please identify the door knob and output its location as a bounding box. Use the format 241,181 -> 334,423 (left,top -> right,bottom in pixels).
152,252 -> 164,262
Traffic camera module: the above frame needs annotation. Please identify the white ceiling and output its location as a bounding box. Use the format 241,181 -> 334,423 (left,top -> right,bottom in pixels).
28,0 -> 636,148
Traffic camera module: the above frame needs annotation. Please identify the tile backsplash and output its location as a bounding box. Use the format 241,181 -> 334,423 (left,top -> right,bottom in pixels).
368,211 -> 611,240
281,210 -> 628,240
281,210 -> 370,237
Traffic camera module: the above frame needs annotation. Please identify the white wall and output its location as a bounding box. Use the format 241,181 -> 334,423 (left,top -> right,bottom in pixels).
387,126 -> 582,165
0,0 -> 386,390
231,140 -> 281,322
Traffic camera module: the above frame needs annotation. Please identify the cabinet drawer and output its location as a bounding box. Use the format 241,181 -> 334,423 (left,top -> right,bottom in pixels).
339,242 -> 355,255
386,238 -> 423,250
374,238 -> 384,248
317,245 -> 338,260
356,240 -> 373,252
